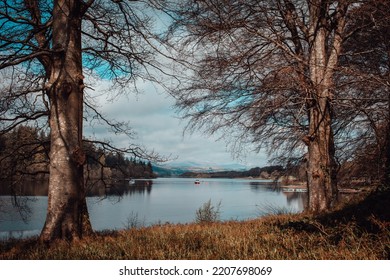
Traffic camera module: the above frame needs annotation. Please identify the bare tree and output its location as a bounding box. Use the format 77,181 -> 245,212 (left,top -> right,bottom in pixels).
336,0 -> 390,189
161,0 -> 353,212
0,0 -> 165,242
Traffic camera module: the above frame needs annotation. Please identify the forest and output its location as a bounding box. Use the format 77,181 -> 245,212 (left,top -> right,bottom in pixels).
0,125 -> 155,181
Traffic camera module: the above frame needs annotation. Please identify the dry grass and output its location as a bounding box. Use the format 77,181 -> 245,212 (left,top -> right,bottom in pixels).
1,190 -> 389,260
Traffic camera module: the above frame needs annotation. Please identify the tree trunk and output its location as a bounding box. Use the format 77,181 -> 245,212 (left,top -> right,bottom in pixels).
304,3 -> 344,212
306,93 -> 338,212
40,0 -> 92,242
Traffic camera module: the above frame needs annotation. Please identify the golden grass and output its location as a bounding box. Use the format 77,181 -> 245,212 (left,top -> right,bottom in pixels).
1,190 -> 389,260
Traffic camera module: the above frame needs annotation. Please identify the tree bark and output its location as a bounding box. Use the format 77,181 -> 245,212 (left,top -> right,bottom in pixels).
306,91 -> 338,212
306,38 -> 338,212
40,0 -> 92,242
304,1 -> 347,213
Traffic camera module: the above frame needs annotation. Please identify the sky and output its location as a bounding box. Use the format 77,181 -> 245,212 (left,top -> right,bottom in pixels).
79,7 -> 269,170
83,79 -> 269,169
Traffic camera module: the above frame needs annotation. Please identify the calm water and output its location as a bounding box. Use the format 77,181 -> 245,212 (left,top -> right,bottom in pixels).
0,178 -> 307,239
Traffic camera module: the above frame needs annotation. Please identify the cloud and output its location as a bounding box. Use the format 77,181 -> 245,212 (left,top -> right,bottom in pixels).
83,79 -> 268,168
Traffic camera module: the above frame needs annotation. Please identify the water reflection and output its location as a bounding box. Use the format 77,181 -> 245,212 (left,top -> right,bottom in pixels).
249,180 -> 276,190
87,179 -> 154,198
0,179 -> 48,196
0,179 -> 154,197
282,192 -> 307,212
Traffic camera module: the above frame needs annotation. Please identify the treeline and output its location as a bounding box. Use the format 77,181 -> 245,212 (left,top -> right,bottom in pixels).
0,125 -> 156,180
180,157 -> 384,187
181,166 -> 284,179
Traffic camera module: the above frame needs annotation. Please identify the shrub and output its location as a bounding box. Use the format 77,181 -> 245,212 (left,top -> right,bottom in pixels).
195,199 -> 221,223
122,211 -> 145,229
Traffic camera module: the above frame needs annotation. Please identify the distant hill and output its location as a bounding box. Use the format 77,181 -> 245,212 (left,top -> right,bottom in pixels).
152,161 -> 284,179
180,166 -> 285,179
152,160 -> 249,177
151,165 -> 188,177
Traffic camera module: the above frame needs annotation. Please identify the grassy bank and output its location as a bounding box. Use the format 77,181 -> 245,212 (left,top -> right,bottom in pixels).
1,190 -> 389,259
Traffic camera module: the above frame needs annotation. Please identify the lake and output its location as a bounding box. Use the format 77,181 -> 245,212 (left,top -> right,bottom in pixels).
0,177 -> 307,240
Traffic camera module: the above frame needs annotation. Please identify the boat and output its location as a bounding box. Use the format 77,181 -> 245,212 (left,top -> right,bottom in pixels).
129,179 -> 136,185
194,179 -> 200,184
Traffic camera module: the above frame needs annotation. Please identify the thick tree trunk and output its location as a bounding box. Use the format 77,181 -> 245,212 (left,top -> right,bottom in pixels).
304,3 -> 345,212
306,95 -> 338,212
40,0 -> 92,242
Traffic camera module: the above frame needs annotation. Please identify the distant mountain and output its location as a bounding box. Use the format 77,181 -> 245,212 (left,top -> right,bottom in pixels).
164,160 -> 248,170
152,160 -> 258,177
151,165 -> 188,177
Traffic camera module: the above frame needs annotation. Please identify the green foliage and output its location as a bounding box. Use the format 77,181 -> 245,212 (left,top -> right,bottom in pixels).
195,199 -> 221,223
